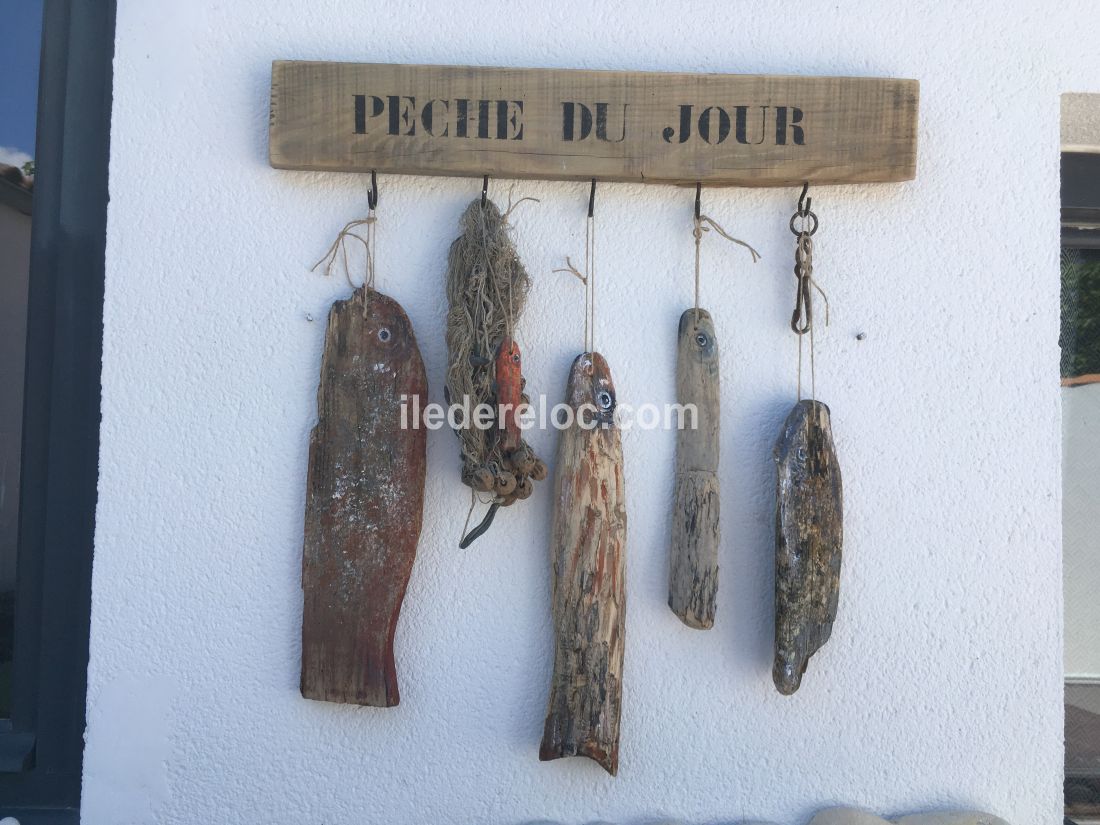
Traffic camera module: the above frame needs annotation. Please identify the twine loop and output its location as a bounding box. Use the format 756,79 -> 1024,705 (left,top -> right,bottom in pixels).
311,210 -> 378,293
691,208 -> 761,319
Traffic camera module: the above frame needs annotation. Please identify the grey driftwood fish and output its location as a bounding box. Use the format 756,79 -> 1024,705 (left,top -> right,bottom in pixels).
669,308 -> 721,629
540,352 -> 627,776
773,399 -> 843,695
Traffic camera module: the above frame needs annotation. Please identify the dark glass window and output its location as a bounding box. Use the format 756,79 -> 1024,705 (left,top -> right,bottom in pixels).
0,0 -> 43,723
0,1 -> 111,818
1062,149 -> 1100,824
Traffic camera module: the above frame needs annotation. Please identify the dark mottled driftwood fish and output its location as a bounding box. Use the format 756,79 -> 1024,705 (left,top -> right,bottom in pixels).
669,308 -> 720,629
301,285 -> 427,707
773,399 -> 843,695
541,352 -> 627,776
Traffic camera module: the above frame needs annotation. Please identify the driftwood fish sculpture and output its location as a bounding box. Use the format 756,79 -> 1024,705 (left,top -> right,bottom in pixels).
301,285 -> 427,707
669,308 -> 720,629
541,352 -> 627,776
773,399 -> 843,695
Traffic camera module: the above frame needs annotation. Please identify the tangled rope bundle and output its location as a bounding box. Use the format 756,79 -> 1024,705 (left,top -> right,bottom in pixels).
445,198 -> 546,513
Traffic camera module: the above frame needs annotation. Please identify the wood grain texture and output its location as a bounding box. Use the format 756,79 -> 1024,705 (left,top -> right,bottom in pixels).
773,399 -> 843,696
540,352 -> 627,776
301,286 -> 427,707
269,61 -> 918,186
669,309 -> 720,629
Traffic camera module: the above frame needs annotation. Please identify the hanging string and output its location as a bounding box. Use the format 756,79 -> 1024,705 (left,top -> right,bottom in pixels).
789,183 -> 830,402
585,179 -> 597,354
553,181 -> 597,353
311,171 -> 380,310
552,254 -> 587,354
692,182 -> 761,324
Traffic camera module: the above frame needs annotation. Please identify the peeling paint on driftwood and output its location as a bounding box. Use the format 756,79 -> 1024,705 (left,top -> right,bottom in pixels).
669,308 -> 720,629
773,399 -> 843,695
540,352 -> 627,775
301,286 -> 427,707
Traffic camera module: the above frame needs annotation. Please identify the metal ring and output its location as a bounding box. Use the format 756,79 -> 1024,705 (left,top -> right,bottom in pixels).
789,210 -> 818,237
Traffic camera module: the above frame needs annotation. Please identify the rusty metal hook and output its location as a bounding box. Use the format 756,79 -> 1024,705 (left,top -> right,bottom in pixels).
797,181 -> 811,216
790,182 -> 818,236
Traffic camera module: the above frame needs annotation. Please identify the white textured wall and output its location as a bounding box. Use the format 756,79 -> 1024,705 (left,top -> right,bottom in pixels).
84,2 -> 1096,823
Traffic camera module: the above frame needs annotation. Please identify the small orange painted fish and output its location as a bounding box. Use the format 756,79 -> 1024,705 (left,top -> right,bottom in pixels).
494,336 -> 524,455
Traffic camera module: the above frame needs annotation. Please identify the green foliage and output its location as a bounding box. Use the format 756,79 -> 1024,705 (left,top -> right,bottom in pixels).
1061,252 -> 1100,378
20,160 -> 34,178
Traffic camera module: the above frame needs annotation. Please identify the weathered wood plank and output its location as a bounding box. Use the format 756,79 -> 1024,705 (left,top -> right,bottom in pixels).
669,309 -> 720,629
269,61 -> 919,186
541,352 -> 627,776
773,399 -> 843,695
301,286 -> 427,707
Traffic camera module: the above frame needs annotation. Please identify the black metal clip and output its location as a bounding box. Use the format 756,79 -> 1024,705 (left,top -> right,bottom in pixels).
588,178 -> 596,218
458,502 -> 500,549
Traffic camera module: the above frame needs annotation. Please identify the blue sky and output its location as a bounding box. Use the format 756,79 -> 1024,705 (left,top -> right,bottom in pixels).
0,0 -> 43,165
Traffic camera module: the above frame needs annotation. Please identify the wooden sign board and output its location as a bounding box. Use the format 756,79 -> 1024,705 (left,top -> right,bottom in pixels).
269,61 -> 918,187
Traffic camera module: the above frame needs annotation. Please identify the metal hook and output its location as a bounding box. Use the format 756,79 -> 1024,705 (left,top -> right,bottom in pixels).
482,175 -> 489,207
367,170 -> 379,210
695,182 -> 702,220
797,181 -> 811,216
790,182 -> 818,236
588,178 -> 596,218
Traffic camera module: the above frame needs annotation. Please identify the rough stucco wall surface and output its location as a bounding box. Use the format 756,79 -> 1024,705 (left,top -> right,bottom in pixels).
84,2 -> 1095,823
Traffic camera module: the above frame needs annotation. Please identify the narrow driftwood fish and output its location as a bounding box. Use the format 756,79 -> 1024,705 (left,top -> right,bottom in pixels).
540,352 -> 627,776
773,399 -> 843,695
669,308 -> 720,629
301,285 -> 427,707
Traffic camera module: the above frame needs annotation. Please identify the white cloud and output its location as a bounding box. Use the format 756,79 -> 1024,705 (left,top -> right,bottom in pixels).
0,146 -> 33,169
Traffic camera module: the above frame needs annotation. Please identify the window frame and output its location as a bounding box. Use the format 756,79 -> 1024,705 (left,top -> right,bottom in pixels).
0,0 -> 114,819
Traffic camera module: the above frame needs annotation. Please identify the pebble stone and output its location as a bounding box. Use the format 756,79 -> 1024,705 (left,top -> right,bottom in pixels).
516,811 -> 1007,825
808,809 -> 1009,825
894,815 -> 1010,825
808,808 -> 893,825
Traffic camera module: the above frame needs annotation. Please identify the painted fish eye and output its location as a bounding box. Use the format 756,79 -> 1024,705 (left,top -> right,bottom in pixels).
377,327 -> 391,342
797,447 -> 806,461
695,332 -> 708,347
512,353 -> 520,364
596,390 -> 613,410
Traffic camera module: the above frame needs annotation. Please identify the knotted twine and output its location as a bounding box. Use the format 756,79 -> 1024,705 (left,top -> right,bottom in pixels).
311,208 -> 378,318
692,210 -> 761,325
